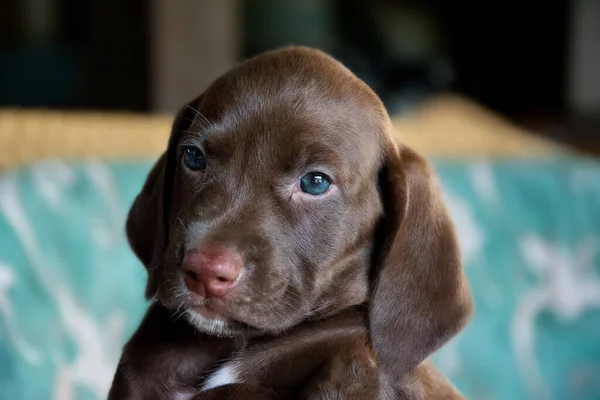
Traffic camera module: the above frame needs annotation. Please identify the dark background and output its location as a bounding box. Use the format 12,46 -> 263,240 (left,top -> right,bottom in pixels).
0,0 -> 598,152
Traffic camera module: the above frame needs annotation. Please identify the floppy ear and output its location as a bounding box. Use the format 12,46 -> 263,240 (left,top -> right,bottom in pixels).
125,98 -> 201,299
370,142 -> 473,382
126,153 -> 167,299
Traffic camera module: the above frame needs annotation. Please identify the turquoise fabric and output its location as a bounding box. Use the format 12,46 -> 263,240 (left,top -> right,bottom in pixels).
0,158 -> 599,400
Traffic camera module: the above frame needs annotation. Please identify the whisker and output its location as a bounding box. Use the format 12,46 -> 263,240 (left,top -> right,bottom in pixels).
173,302 -> 187,321
185,104 -> 212,127
181,129 -> 202,136
266,304 -> 286,326
177,115 -> 207,132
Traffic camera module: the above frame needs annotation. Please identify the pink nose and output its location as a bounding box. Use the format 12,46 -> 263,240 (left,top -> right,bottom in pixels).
182,244 -> 243,298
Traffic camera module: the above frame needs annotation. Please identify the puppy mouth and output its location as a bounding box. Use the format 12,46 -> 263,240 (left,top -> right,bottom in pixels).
170,286 -> 256,336
159,271 -> 303,336
187,300 -> 242,324
171,290 -> 299,337
184,308 -> 247,337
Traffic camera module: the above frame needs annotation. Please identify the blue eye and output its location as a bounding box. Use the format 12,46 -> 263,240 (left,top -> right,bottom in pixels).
183,146 -> 206,170
300,172 -> 331,195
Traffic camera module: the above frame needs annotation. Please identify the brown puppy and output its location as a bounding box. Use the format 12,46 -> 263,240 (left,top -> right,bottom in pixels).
108,46 -> 472,399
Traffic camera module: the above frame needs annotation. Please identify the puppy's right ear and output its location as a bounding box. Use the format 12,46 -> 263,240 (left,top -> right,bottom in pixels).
126,98 -> 202,299
126,152 -> 167,299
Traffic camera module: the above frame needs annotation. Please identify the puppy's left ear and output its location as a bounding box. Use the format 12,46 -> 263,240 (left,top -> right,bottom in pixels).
370,141 -> 473,381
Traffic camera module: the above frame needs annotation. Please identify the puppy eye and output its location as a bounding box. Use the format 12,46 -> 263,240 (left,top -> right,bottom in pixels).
183,146 -> 206,170
300,172 -> 331,195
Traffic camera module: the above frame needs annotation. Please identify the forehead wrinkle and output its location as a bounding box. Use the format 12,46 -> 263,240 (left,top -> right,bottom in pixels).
203,112 -> 374,189
201,87 -> 292,137
196,78 -> 384,182
286,140 -> 340,171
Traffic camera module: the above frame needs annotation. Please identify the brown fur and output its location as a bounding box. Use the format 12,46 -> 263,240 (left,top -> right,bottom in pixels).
108,46 -> 473,399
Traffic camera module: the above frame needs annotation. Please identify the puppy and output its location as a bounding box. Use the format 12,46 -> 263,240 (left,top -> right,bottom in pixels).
108,46 -> 473,399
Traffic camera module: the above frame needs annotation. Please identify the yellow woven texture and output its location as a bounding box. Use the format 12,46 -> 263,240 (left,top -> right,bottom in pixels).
0,95 -> 561,171
391,95 -> 560,158
0,110 -> 172,170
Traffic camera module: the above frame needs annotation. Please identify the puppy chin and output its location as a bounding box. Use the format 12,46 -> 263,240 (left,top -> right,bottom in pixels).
184,309 -> 242,337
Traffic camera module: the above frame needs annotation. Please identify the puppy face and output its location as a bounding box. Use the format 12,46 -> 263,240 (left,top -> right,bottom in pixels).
127,48 -> 472,374
130,48 -> 389,336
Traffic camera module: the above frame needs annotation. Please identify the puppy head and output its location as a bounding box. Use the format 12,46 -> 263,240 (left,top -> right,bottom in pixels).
127,47 -> 471,360
128,47 -> 387,336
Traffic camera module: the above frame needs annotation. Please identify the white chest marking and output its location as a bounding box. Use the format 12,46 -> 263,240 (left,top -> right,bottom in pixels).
171,392 -> 196,400
202,364 -> 239,391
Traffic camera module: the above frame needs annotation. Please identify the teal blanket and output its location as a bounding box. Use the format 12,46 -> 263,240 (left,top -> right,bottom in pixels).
1,159 -> 599,400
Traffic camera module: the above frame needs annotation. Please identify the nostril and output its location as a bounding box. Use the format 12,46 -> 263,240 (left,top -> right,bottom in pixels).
184,268 -> 198,282
182,244 -> 243,297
